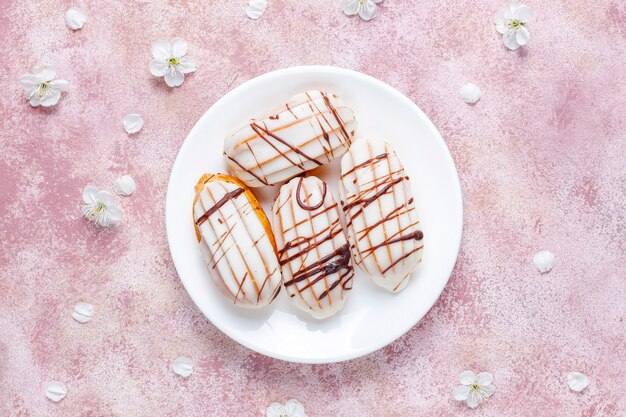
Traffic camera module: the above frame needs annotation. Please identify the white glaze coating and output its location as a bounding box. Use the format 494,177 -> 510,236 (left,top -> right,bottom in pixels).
224,91 -> 357,187
339,138 -> 424,293
193,177 -> 281,308
272,176 -> 353,319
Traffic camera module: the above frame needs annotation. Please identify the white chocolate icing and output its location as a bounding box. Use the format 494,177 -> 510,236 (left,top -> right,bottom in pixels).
193,176 -> 281,308
340,138 -> 424,293
272,176 -> 353,319
172,356 -> 194,377
224,91 -> 357,187
45,380 -> 67,402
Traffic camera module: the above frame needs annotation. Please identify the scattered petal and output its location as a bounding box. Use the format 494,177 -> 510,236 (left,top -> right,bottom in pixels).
341,0 -> 383,21
113,175 -> 136,196
123,114 -> 144,134
459,83 -> 482,104
64,7 -> 86,30
568,372 -> 589,392
172,356 -> 193,377
266,399 -> 308,417
246,0 -> 267,19
533,250 -> 555,273
72,302 -> 93,323
45,381 -> 67,402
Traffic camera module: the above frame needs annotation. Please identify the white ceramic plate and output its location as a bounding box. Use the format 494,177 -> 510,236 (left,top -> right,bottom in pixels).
166,66 -> 462,364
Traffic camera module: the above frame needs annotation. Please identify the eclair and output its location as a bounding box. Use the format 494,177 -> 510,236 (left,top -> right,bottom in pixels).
224,91 -> 357,187
272,176 -> 354,319
339,138 -> 424,293
193,174 -> 282,308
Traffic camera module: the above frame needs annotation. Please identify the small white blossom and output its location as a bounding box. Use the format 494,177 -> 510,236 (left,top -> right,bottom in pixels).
533,250 -> 555,273
452,371 -> 495,408
149,38 -> 197,87
172,356 -> 194,378
113,175 -> 136,196
341,0 -> 383,21
81,186 -> 123,227
460,83 -> 482,104
245,0 -> 267,19
123,114 -> 144,134
267,399 -> 307,417
567,372 -> 589,392
19,64 -> 69,107
64,7 -> 86,30
45,381 -> 67,402
494,0 -> 531,50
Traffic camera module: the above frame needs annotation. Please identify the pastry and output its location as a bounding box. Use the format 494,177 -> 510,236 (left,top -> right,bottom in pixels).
193,174 -> 282,307
339,138 -> 424,293
224,91 -> 357,187
272,176 -> 354,319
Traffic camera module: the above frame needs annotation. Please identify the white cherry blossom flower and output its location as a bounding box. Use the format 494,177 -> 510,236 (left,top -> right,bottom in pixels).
81,186 -> 122,227
341,0 -> 383,21
149,38 -> 197,87
19,64 -> 69,107
452,371 -> 495,408
494,1 -> 531,50
266,399 -> 308,417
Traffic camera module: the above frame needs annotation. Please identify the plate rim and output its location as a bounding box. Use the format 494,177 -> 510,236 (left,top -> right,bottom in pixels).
165,65 -> 464,364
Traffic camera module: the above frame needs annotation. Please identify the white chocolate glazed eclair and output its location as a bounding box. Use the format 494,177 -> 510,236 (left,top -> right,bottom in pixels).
339,138 -> 424,293
224,91 -> 357,187
193,174 -> 282,308
272,176 -> 354,319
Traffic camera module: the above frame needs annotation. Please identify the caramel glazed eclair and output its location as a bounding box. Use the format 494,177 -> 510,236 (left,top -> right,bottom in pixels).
224,91 -> 357,188
193,174 -> 282,308
339,138 -> 424,293
272,176 -> 354,319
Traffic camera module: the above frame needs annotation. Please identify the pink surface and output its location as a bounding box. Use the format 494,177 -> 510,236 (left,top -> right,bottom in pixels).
1,0 -> 625,415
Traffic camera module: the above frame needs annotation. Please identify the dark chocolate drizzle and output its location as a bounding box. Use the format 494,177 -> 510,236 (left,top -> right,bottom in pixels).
295,177 -> 327,211
196,188 -> 244,226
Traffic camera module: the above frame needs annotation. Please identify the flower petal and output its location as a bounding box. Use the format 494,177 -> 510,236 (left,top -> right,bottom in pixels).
567,372 -> 590,392
164,69 -> 184,87
284,399 -> 306,416
341,0 -> 360,15
104,204 -> 123,226
123,114 -> 144,134
452,385 -> 470,401
64,7 -> 87,30
177,56 -> 197,74
466,390 -> 482,408
459,370 -> 476,385
95,190 -> 116,205
475,372 -> 493,386
516,26 -> 529,46
266,403 -> 287,417
149,60 -> 168,77
358,1 -> 378,21
39,90 -> 61,107
515,5 -> 532,23
482,384 -> 496,398
503,32 -> 520,50
29,95 -> 41,107
34,64 -> 56,82
151,40 -> 171,60
49,79 -> 69,91
171,37 -> 188,58
82,186 -> 99,204
20,74 -> 38,93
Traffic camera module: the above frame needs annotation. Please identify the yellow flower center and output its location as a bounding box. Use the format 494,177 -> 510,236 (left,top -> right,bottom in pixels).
38,82 -> 49,98
471,384 -> 480,391
168,57 -> 179,66
510,19 -> 523,28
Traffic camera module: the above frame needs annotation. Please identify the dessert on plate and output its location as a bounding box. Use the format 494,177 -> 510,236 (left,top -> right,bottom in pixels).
339,138 -> 424,293
272,176 -> 354,319
224,91 -> 357,187
193,173 -> 282,308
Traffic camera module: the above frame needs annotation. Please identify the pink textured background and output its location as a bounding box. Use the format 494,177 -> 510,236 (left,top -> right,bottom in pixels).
1,0 -> 625,415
